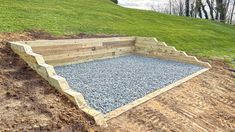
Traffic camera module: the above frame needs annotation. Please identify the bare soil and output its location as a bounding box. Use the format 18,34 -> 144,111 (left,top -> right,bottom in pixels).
0,31 -> 115,131
0,30 -> 123,42
108,62 -> 235,131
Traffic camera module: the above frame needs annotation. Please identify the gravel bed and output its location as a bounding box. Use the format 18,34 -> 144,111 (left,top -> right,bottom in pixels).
55,55 -> 204,114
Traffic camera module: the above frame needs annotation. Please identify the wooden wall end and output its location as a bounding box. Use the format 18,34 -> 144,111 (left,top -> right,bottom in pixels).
134,37 -> 211,68
9,42 -> 107,127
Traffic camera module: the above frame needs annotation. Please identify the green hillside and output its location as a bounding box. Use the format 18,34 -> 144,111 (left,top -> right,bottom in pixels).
0,0 -> 235,64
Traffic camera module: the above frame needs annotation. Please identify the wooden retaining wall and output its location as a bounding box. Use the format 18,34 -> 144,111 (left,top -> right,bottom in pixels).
135,37 -> 211,68
10,42 -> 107,127
19,37 -> 136,66
10,37 -> 211,126
17,37 -> 211,68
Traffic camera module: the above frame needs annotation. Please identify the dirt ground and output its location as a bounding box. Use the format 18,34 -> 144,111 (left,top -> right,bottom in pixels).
0,31 -> 234,131
108,62 -> 235,131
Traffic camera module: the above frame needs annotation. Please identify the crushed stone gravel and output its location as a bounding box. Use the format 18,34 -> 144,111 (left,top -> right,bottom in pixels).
55,55 -> 204,114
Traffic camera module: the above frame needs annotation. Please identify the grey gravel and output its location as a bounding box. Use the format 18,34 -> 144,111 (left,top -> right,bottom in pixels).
55,55 -> 204,114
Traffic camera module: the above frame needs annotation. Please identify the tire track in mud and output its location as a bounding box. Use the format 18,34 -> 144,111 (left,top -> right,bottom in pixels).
109,106 -> 180,132
127,108 -> 176,132
153,72 -> 235,131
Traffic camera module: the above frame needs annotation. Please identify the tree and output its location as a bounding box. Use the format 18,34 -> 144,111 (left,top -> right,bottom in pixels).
179,0 -> 184,16
185,0 -> 190,16
216,0 -> 230,22
190,1 -> 195,17
230,0 -> 235,24
150,0 -> 234,24
194,0 -> 201,18
200,0 -> 209,19
197,0 -> 203,18
169,0 -> 172,15
207,0 -> 215,20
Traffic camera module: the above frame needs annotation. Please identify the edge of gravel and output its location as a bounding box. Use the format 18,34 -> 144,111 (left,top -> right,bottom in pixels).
104,68 -> 209,120
9,42 -> 107,127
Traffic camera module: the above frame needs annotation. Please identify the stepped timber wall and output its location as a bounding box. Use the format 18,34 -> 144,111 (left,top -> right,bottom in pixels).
10,37 -> 211,127
19,37 -> 136,66
135,37 -> 211,68
10,42 -> 107,127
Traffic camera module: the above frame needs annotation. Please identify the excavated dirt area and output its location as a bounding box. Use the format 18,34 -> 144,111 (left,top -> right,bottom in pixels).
0,31 -> 235,131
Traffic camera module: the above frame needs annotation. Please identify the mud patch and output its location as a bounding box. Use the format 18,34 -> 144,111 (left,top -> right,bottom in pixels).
0,30 -> 123,41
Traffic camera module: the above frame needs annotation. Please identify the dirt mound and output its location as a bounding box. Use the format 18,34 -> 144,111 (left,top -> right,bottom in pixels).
0,31 -> 112,131
0,30 -> 123,41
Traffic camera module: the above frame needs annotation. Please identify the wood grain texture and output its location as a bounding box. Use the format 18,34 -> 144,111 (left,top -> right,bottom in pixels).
135,37 -> 211,68
9,42 -> 107,127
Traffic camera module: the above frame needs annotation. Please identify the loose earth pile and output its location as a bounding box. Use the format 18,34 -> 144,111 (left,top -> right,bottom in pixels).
55,55 -> 204,113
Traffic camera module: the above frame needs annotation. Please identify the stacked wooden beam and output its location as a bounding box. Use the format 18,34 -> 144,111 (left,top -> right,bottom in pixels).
22,37 -> 135,66
135,37 -> 211,68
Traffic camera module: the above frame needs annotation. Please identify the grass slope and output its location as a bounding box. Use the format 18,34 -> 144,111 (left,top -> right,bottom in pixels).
0,0 -> 235,64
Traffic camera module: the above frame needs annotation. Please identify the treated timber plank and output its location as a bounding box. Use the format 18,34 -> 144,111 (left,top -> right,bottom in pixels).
103,40 -> 135,47
135,37 -> 211,68
47,49 -> 133,66
32,42 -> 103,52
44,47 -> 134,61
135,44 -> 179,53
135,37 -> 157,41
135,41 -> 160,46
20,37 -> 136,47
47,47 -> 134,63
134,51 -> 209,67
135,41 -> 173,48
135,47 -> 184,57
33,41 -> 135,56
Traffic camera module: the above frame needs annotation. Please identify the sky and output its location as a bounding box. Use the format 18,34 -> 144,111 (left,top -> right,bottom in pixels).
118,0 -> 169,10
118,0 -> 235,22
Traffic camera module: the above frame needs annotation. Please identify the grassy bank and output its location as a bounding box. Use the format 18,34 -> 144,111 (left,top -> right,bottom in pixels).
0,0 -> 235,65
